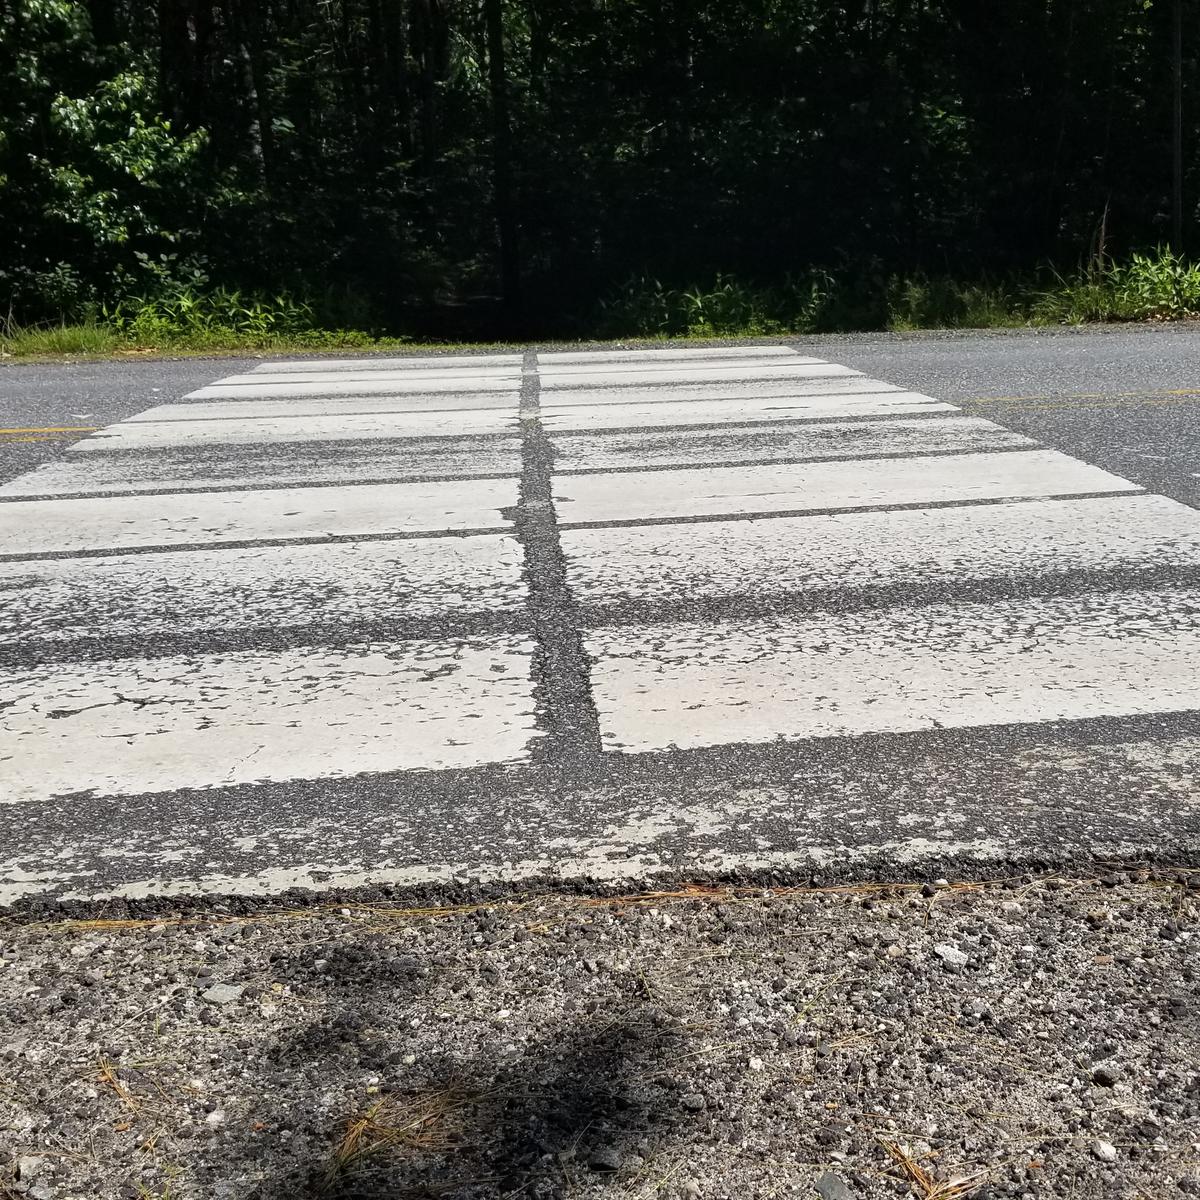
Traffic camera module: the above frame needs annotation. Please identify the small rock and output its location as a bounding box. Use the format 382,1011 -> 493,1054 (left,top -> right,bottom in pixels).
680,1092 -> 706,1112
933,943 -> 969,968
588,1146 -> 621,1172
1092,1065 -> 1122,1087
1092,1139 -> 1118,1163
29,1184 -> 55,1200
200,983 -> 244,1005
16,1157 -> 44,1180
205,1109 -> 226,1127
748,1056 -> 764,1072
814,1170 -> 857,1200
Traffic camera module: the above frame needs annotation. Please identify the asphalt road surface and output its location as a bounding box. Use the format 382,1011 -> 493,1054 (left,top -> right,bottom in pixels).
2,328 -> 1199,907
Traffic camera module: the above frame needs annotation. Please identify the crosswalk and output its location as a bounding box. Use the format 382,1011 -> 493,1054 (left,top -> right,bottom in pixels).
2,345 -> 1199,902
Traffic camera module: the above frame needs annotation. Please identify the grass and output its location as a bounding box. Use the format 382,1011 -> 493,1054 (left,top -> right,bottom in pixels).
3,249 -> 1200,359
322,1088 -> 475,1192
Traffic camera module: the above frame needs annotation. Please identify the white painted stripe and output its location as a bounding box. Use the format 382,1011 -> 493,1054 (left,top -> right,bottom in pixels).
552,450 -> 1138,526
131,392 -> 517,422
0,534 -> 524,644
538,356 -> 824,379
219,367 -> 520,387
539,376 -> 899,407
0,438 -> 523,496
541,393 -> 955,434
585,589 -> 1200,753
562,493 -> 1200,604
552,416 -> 1025,471
187,376 -> 518,400
0,478 -> 518,556
538,346 -> 802,364
72,408 -> 519,451
541,363 -> 860,389
0,637 -> 538,803
252,354 -> 523,373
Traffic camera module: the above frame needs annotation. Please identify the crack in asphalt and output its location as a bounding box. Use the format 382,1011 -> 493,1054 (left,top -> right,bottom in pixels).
513,349 -> 603,767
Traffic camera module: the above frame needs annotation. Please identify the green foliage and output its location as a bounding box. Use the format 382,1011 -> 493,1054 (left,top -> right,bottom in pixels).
1,1 -> 1199,335
0,318 -> 120,357
1034,249 -> 1200,324
597,274 -> 834,337
886,277 -> 1028,331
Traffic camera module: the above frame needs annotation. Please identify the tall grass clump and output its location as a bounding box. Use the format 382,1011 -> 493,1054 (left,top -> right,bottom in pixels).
595,272 -> 835,337
886,276 -> 1027,330
104,284 -> 380,349
1034,248 -> 1200,323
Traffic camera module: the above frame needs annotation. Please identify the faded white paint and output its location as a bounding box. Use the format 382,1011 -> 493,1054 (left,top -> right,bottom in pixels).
538,346 -> 802,365
539,362 -> 859,390
538,355 -> 824,378
585,588 -> 1200,753
0,438 -> 523,496
0,637 -> 539,803
541,392 -> 956,434
0,478 -> 518,556
552,449 -> 1137,526
188,375 -> 518,400
553,415 -> 1032,472
561,493 -> 1200,603
539,376 -> 900,407
251,354 -> 523,373
214,367 -> 521,388
71,407 -> 519,451
130,392 -> 517,422
0,534 -> 525,643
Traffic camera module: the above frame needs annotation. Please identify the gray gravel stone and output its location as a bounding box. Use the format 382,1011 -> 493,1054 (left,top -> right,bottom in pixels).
815,1170 -> 858,1199
199,982 -> 243,1005
0,875 -> 1195,1200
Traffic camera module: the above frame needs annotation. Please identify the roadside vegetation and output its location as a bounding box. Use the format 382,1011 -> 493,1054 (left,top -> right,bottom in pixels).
1,2 -> 1197,357
5,250 -> 1200,359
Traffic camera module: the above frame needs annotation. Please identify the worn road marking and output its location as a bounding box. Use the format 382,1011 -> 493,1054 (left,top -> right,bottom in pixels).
0,478 -> 519,557
0,534 -> 526,646
129,393 -> 518,421
71,408 -> 520,450
552,416 -> 1032,472
560,493 -> 1200,607
188,375 -> 519,400
551,449 -> 1138,526
585,589 -> 1200,754
0,437 -> 523,497
964,387 -> 1200,409
250,353 -> 524,373
540,393 -> 956,433
1,637 -> 540,803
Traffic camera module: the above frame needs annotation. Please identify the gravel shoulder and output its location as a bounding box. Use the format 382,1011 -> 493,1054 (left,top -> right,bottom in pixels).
2,872 -> 1197,1200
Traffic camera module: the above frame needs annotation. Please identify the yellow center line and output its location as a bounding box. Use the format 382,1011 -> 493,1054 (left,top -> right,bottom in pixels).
964,387 -> 1200,408
0,425 -> 99,443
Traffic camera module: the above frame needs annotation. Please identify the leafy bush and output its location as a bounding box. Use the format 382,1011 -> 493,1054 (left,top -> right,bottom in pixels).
596,273 -> 834,337
1034,249 -> 1200,323
886,276 -> 1026,330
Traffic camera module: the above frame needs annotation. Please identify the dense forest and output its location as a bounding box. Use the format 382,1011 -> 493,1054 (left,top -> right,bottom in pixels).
1,0 -> 1197,338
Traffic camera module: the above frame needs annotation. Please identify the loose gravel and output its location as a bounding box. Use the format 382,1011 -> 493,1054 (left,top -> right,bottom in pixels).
1,872 -> 1198,1200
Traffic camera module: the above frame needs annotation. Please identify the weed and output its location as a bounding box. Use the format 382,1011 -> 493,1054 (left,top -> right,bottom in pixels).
322,1087 -> 475,1192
